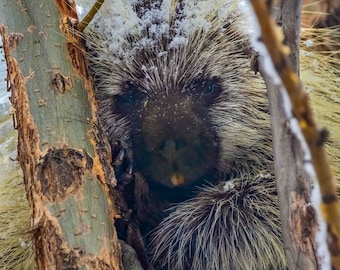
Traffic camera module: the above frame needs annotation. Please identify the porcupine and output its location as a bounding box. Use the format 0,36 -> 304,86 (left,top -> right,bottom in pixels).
85,0 -> 286,269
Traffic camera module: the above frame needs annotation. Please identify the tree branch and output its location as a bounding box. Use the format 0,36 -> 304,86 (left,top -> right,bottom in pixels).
250,0 -> 340,269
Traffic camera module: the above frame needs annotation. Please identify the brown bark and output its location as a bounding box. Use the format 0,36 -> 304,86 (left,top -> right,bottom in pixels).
0,0 -> 121,269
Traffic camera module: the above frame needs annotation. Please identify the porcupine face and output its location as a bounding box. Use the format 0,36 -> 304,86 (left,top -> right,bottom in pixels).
114,75 -> 222,187
89,0 -> 272,189
128,80 -> 222,187
100,47 -> 231,188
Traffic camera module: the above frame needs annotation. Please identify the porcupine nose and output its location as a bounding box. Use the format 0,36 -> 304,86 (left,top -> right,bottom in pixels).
159,138 -> 186,160
158,137 -> 187,186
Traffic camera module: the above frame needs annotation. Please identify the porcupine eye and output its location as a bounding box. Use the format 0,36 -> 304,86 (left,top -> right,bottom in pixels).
115,81 -> 147,115
192,77 -> 222,103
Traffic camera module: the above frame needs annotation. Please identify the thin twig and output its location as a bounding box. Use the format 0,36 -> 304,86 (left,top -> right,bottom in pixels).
78,0 -> 105,32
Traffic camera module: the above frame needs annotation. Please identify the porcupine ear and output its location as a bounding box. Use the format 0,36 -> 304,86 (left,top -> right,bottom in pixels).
149,175 -> 286,270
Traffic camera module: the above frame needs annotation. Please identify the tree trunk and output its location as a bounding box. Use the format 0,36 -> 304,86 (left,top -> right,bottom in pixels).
0,0 -> 121,269
257,1 -> 319,269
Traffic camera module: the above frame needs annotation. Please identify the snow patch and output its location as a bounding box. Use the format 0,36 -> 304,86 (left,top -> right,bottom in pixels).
85,0 -> 237,60
311,183 -> 331,270
304,39 -> 314,47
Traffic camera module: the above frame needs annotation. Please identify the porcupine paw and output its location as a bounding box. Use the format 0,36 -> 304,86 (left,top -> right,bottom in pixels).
111,149 -> 149,269
112,146 -> 135,214
149,175 -> 287,270
111,142 -> 136,240
111,141 -> 134,184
